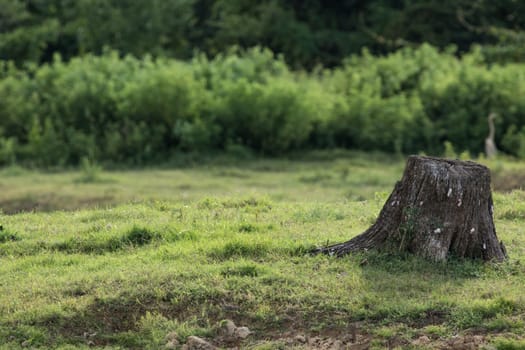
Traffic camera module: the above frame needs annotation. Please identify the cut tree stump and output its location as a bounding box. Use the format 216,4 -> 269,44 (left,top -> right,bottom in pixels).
314,155 -> 507,262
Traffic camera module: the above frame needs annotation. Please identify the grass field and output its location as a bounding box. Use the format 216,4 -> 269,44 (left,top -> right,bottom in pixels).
1,152 -> 525,349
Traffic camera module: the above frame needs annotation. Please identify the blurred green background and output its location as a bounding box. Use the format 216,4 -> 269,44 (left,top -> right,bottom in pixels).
2,0 -> 525,167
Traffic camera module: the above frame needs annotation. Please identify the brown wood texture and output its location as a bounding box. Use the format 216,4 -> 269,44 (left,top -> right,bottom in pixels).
314,156 -> 507,262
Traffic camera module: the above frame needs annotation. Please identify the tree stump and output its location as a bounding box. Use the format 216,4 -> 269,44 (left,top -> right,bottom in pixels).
314,156 -> 507,262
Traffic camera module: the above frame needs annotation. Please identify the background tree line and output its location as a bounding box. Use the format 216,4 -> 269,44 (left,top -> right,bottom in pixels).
2,46 -> 525,167
2,0 -> 525,167
2,0 -> 525,68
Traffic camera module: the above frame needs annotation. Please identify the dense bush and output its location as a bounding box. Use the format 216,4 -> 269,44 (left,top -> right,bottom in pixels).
2,45 -> 525,167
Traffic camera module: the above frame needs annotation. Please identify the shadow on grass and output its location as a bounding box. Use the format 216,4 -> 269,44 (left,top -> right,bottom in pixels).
340,251 -> 524,331
53,226 -> 160,254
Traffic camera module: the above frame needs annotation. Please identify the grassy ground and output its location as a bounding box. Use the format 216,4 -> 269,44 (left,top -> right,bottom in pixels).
1,152 -> 525,349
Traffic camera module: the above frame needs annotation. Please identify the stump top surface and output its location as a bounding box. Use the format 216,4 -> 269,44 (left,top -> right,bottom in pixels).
408,155 -> 488,170
405,155 -> 490,183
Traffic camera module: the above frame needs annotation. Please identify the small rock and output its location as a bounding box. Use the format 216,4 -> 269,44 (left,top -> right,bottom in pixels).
165,331 -> 178,342
83,331 -> 97,338
308,336 -> 322,346
234,326 -> 251,339
218,319 -> 251,342
472,335 -> 484,344
348,342 -> 371,350
222,319 -> 237,337
165,341 -> 178,349
184,336 -> 216,350
413,335 -> 431,345
294,335 -> 306,343
164,331 -> 179,349
321,339 -> 332,348
332,339 -> 343,349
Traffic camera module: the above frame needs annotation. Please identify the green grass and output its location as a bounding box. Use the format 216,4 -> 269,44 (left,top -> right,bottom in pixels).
1,151 -> 525,349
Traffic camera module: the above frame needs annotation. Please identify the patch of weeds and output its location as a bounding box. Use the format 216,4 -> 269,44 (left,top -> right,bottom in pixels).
221,264 -> 259,277
422,324 -> 448,337
75,157 -> 104,183
237,222 -> 273,233
357,251 -> 427,273
135,312 -> 179,347
487,316 -> 525,332
391,206 -> 420,252
63,282 -> 92,298
54,236 -> 123,254
374,191 -> 389,204
238,223 -> 259,233
164,229 -> 198,242
293,206 -> 329,223
373,325 -> 400,338
6,324 -> 49,347
287,243 -> 317,256
151,200 -> 174,212
170,284 -> 226,309
55,226 -> 159,254
334,211 -> 346,220
222,197 -> 272,210
493,338 -> 525,350
198,197 -> 272,211
444,258 -> 486,278
450,297 -> 519,329
197,197 -> 220,209
260,275 -> 297,286
209,241 -> 269,260
358,214 -> 377,225
123,226 -> 160,246
106,331 -> 148,348
489,260 -> 524,277
0,226 -> 20,243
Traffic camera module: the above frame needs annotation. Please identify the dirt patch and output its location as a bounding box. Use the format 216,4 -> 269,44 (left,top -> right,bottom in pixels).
267,334 -> 371,350
492,170 -> 525,192
0,194 -> 115,214
411,309 -> 450,328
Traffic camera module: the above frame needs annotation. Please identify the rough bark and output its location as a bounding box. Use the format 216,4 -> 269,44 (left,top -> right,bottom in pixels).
314,155 -> 507,262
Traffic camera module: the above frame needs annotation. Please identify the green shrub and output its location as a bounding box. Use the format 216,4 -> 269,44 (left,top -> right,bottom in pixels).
214,71 -> 330,154
2,45 -> 525,165
117,59 -> 212,156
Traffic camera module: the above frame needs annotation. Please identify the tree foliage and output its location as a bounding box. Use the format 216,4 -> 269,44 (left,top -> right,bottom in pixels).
1,0 -> 525,68
2,1 -> 525,166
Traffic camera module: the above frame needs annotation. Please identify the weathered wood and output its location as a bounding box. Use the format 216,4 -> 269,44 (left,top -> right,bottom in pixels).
314,155 -> 507,262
